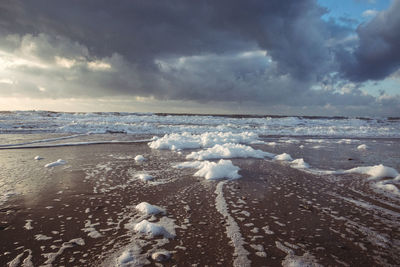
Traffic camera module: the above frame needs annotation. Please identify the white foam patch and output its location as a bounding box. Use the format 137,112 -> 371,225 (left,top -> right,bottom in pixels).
148,132 -> 260,150
357,144 -> 368,150
7,249 -> 33,267
276,241 -> 322,267
44,159 -> 66,168
343,164 -> 399,179
186,143 -> 273,160
274,153 -> 293,161
35,234 -> 52,241
290,158 -> 310,169
133,218 -> 175,238
115,245 -> 155,267
116,249 -> 136,266
82,220 -> 102,238
111,204 -> 177,266
196,160 -> 241,180
134,155 -> 146,162
151,251 -> 171,262
174,159 -> 241,180
34,155 -> 43,160
375,181 -> 400,195
42,238 -> 85,265
135,202 -> 165,215
215,181 -> 250,267
282,252 -> 322,267
24,219 -> 33,230
307,164 -> 400,195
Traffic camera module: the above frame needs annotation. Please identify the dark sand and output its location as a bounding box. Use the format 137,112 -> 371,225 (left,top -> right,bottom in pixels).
0,136 -> 399,266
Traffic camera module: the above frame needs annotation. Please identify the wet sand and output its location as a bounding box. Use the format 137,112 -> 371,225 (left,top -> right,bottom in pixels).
0,137 -> 399,266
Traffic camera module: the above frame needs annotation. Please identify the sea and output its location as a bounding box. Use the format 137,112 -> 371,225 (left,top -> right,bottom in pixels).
1,110 -> 400,137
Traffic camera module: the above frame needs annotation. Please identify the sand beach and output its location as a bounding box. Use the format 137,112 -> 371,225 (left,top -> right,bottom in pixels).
1,131 -> 399,266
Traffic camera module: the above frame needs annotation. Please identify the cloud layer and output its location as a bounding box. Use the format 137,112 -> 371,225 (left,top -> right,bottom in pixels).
0,0 -> 399,115
339,0 -> 400,81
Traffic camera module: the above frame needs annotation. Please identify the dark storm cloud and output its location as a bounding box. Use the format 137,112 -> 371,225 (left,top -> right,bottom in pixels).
0,0 -> 333,81
0,0 -> 338,100
1,0 -> 250,63
339,0 -> 400,81
0,0 -> 399,115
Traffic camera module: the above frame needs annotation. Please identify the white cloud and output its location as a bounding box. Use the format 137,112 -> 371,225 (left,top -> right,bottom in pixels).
55,56 -> 76,68
0,79 -> 14,85
340,82 -> 358,94
362,9 -> 378,17
0,49 -> 49,70
87,60 -> 112,71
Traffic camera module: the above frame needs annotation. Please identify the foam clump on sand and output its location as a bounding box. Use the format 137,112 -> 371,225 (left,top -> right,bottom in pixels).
290,158 -> 310,169
34,155 -> 43,160
357,144 -> 368,150
115,244 -> 146,267
116,249 -> 136,266
186,143 -> 273,160
44,159 -> 66,168
135,202 -> 165,215
134,219 -> 175,238
337,164 -> 400,194
135,173 -> 153,181
274,153 -> 293,161
151,251 -> 171,262
148,131 -> 259,150
282,252 -> 322,267
344,164 -> 399,179
134,155 -> 146,162
375,181 -> 399,195
195,160 -> 241,180
24,219 -> 33,230
276,241 -> 322,267
175,159 -> 241,180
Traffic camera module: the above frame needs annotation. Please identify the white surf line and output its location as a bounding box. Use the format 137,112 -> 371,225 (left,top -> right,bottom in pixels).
215,181 -> 251,267
0,139 -> 153,150
0,133 -> 89,147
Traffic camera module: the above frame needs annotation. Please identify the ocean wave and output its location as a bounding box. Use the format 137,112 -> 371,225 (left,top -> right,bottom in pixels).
1,111 -> 400,138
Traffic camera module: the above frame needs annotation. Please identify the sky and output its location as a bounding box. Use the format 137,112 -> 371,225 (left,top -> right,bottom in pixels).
0,0 -> 399,116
